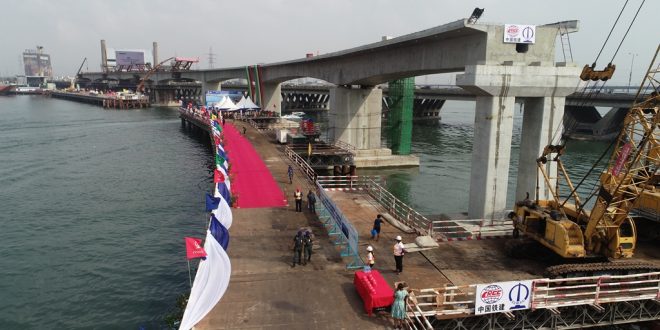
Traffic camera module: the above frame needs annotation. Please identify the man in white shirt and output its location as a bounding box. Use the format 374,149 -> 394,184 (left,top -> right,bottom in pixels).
393,236 -> 405,274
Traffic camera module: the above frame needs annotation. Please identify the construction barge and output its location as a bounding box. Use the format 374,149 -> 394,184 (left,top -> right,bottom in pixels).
50,90 -> 150,109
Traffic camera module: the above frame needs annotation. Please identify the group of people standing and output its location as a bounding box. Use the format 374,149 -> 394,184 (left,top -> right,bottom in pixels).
367,214 -> 406,274
289,165 -> 317,213
286,162 -> 410,327
293,188 -> 316,213
291,228 -> 314,267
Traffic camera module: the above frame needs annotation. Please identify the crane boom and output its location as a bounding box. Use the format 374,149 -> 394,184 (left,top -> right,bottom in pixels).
509,45 -> 660,277
584,45 -> 660,256
135,56 -> 199,93
136,57 -> 174,93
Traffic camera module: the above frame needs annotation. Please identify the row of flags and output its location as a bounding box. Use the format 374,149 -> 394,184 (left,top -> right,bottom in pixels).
179,116 -> 235,330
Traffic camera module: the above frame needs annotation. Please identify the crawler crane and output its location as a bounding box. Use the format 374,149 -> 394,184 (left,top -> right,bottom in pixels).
510,45 -> 660,277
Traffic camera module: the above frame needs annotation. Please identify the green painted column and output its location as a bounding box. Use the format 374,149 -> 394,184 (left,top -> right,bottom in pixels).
388,78 -> 414,155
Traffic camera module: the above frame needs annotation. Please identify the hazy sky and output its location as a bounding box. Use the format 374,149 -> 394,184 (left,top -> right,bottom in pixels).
2,0 -> 658,85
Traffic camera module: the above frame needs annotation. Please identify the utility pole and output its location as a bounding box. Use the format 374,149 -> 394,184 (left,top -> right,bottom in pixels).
207,47 -> 216,69
628,52 -> 637,93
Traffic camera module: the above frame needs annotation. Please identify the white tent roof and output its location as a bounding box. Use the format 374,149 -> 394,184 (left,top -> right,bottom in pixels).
214,96 -> 239,111
235,95 -> 260,110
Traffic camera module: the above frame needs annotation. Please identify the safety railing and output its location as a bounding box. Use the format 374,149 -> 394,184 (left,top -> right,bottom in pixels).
362,177 -> 433,236
315,180 -> 363,269
330,139 -> 357,152
317,176 -> 433,236
431,217 -> 514,240
531,271 -> 660,310
406,271 -> 660,322
316,175 -> 377,190
283,145 -> 317,182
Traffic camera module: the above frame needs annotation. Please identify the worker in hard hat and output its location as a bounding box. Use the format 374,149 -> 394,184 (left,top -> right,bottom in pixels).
393,236 -> 406,274
366,245 -> 375,269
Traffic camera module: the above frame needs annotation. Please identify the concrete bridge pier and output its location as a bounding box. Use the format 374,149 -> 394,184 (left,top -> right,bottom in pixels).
458,62 -> 580,219
516,96 -> 566,202
201,80 -> 222,103
467,95 -> 516,220
329,86 -> 419,167
261,82 -> 282,115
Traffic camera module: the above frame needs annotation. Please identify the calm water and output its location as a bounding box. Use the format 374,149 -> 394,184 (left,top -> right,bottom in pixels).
368,101 -> 610,216
0,96 -> 608,328
0,96 -> 210,329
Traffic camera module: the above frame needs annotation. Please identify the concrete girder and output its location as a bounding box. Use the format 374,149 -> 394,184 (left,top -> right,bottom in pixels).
261,19 -> 573,85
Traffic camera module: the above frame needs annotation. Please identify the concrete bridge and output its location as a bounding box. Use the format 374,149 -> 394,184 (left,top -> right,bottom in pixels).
82,18 -> 583,219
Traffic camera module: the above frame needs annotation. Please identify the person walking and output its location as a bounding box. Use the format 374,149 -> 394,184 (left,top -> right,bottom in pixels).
287,165 -> 294,184
393,236 -> 406,274
366,245 -> 375,269
371,214 -> 384,241
294,188 -> 303,212
292,232 -> 304,267
307,190 -> 316,213
391,283 -> 409,329
303,231 -> 313,265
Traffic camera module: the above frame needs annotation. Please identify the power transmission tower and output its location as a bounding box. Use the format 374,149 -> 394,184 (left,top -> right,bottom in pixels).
207,47 -> 217,69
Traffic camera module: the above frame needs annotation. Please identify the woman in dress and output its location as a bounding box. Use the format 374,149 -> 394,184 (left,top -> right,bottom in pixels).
391,282 -> 408,329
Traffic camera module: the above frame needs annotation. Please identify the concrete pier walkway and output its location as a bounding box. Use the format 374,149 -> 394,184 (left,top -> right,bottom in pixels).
197,121 -> 395,329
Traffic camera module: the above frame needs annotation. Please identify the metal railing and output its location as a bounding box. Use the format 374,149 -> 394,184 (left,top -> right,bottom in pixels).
531,271 -> 660,309
330,139 -> 357,152
431,217 -> 514,240
315,180 -> 363,269
407,271 -> 660,323
317,176 -> 433,236
362,178 -> 433,236
283,145 -> 317,182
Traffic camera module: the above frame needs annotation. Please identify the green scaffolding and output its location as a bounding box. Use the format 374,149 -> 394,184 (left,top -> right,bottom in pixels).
387,77 -> 414,155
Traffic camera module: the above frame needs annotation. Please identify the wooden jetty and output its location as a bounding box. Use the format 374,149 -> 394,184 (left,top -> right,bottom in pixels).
50,91 -> 150,109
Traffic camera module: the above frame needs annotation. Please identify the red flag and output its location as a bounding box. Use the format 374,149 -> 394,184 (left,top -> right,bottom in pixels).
185,237 -> 207,260
214,136 -> 221,146
214,169 -> 225,183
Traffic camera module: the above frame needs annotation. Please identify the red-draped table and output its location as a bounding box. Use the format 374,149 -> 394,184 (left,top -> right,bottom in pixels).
353,270 -> 394,315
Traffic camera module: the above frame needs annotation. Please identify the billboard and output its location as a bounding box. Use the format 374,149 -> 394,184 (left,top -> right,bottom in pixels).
115,51 -> 146,66
205,91 -> 242,107
23,51 -> 52,77
475,280 -> 533,315
503,24 -> 536,44
105,48 -> 153,68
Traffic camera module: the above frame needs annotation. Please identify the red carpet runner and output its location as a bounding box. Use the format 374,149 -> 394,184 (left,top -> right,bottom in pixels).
222,123 -> 287,208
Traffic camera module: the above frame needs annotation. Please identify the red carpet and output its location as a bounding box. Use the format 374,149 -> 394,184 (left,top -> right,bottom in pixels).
222,123 -> 287,208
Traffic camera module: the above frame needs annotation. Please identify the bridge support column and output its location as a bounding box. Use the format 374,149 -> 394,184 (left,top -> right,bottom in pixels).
201,81 -> 221,104
468,95 -> 516,219
388,78 -> 414,155
516,97 -> 565,202
458,62 -> 580,219
261,83 -> 282,115
329,86 -> 382,150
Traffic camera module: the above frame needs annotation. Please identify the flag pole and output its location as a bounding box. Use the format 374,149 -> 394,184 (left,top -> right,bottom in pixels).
187,259 -> 193,288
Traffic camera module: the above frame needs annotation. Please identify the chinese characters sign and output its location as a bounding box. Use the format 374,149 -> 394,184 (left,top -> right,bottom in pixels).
475,280 -> 533,315
503,24 -> 536,44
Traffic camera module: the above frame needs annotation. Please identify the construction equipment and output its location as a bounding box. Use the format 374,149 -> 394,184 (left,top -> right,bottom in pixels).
509,45 -> 660,278
136,57 -> 199,93
579,62 -> 616,81
68,57 -> 87,91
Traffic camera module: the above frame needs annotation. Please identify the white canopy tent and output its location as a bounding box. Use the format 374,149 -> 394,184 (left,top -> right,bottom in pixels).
213,96 -> 239,111
235,95 -> 260,110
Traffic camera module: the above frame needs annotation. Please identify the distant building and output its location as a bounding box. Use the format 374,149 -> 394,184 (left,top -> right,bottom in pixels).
23,46 -> 52,77
22,46 -> 52,87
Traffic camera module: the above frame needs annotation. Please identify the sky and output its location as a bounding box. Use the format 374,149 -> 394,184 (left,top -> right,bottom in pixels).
2,0 -> 658,85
